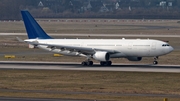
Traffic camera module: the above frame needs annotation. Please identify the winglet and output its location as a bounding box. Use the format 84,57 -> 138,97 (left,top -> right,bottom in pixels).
21,10 -> 52,39
16,37 -> 25,42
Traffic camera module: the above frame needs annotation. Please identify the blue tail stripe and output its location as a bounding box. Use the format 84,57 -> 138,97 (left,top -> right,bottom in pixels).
21,10 -> 52,39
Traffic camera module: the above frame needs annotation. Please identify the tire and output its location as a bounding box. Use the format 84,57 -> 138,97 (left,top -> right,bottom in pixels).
81,61 -> 87,66
100,61 -> 105,66
87,61 -> 93,66
153,61 -> 158,65
107,61 -> 112,66
100,61 -> 112,66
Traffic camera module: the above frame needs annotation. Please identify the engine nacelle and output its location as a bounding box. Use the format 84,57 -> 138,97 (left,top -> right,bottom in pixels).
93,51 -> 110,61
127,57 -> 142,61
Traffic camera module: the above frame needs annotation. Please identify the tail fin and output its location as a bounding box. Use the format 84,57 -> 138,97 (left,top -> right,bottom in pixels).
21,10 -> 52,39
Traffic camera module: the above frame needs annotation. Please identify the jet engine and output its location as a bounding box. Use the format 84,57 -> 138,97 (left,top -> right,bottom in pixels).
93,51 -> 110,61
127,57 -> 142,61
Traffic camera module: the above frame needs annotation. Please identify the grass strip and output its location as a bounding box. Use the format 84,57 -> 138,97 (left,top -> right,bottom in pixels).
0,70 -> 180,101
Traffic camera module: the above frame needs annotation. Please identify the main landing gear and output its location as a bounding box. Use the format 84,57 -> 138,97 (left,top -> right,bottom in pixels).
81,60 -> 112,66
100,61 -> 112,66
81,61 -> 93,66
153,56 -> 158,65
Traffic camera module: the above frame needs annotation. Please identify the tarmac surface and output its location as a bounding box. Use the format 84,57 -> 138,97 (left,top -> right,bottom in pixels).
0,61 -> 180,73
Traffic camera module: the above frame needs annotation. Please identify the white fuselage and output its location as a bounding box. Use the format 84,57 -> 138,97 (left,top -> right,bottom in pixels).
21,11 -> 174,65
25,39 -> 174,58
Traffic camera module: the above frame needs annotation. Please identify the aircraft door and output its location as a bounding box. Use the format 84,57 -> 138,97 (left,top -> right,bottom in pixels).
151,42 -> 156,50
128,42 -> 132,49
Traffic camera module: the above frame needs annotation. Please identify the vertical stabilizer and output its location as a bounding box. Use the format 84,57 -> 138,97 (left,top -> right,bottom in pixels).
21,11 -> 52,39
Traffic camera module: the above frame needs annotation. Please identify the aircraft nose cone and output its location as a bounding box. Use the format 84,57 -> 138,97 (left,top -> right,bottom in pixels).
163,46 -> 174,55
169,46 -> 174,52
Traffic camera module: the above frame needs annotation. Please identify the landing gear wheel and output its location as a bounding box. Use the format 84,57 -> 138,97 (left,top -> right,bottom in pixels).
100,61 -> 105,66
81,61 -> 93,66
81,61 -> 87,66
87,61 -> 93,66
107,61 -> 112,66
153,56 -> 159,65
100,61 -> 112,66
153,61 -> 158,65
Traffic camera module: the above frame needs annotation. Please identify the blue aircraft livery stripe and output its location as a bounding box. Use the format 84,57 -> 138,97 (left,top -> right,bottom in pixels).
21,10 -> 52,39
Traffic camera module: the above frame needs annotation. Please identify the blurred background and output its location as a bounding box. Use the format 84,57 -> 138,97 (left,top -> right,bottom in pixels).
1,0 -> 180,20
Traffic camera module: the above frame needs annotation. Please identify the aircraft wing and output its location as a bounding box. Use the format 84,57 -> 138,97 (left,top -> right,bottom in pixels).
27,41 -> 119,55
47,44 -> 96,55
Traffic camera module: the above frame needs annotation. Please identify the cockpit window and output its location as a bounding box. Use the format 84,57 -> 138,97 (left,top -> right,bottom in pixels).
162,44 -> 170,47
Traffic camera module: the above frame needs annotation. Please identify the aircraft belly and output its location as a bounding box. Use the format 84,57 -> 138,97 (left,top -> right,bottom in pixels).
125,48 -> 151,57
110,53 -> 126,58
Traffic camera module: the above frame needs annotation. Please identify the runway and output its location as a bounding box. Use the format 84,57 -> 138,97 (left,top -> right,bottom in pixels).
0,61 -> 180,73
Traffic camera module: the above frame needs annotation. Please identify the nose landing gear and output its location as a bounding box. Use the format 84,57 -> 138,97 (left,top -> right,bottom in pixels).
153,56 -> 158,65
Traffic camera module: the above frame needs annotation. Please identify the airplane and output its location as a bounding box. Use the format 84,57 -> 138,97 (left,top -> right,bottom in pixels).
19,10 -> 174,66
